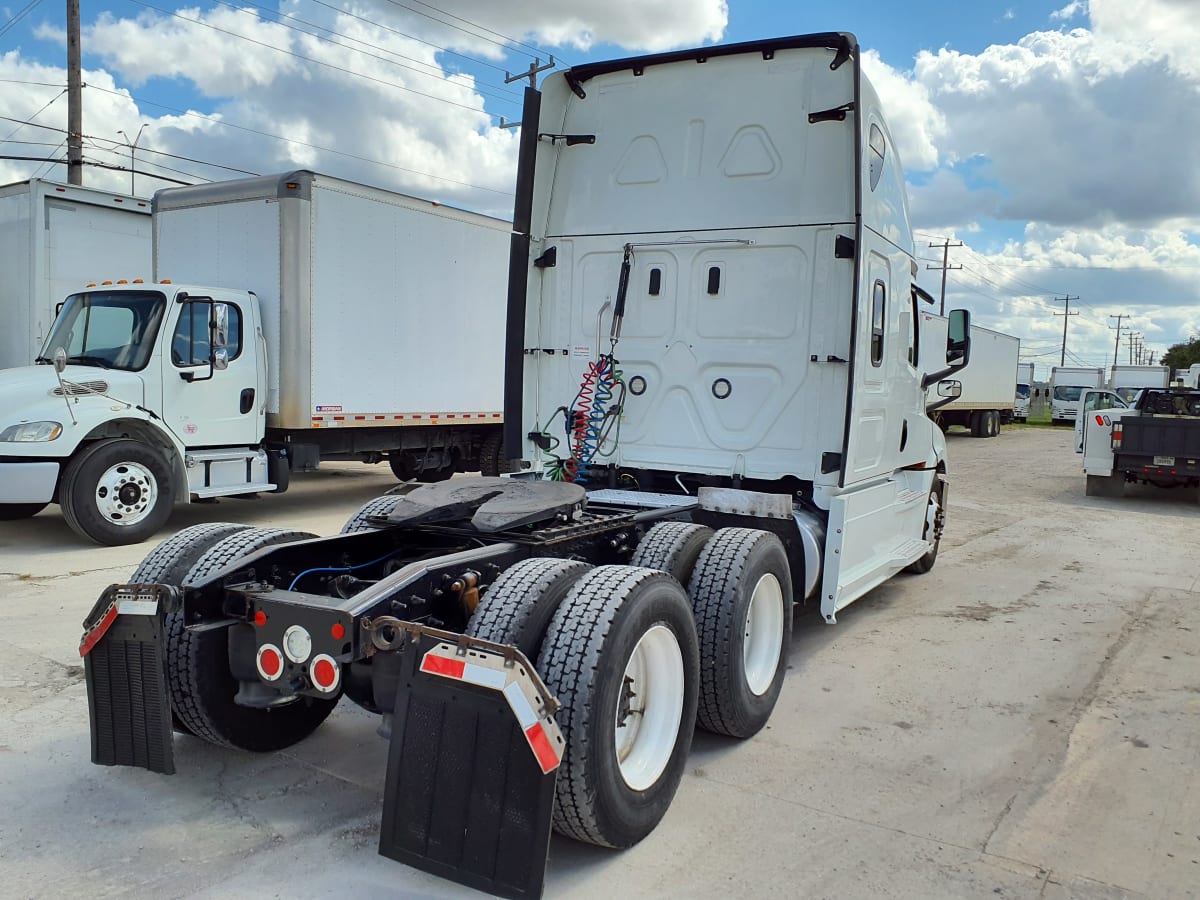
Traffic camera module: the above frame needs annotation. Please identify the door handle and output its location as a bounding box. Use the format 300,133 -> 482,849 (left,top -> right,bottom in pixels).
240,388 -> 255,415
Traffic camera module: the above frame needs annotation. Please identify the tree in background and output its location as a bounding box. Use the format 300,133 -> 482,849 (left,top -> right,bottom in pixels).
1161,337 -> 1200,371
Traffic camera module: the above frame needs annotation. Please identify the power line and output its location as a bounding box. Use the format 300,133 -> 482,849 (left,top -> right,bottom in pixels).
126,0 -> 516,117
381,0 -> 563,63
82,84 -> 515,198
0,0 -> 44,38
926,237 -> 962,316
1,89 -> 65,145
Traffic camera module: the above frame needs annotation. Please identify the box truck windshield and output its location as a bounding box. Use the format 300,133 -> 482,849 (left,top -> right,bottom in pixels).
40,290 -> 167,372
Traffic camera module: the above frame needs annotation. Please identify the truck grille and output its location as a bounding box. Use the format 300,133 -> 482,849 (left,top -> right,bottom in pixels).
53,381 -> 109,396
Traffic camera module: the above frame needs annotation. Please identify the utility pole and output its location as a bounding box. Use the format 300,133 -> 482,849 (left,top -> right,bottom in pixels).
66,0 -> 82,184
926,238 -> 963,316
1127,332 -> 1140,365
118,124 -> 149,195
1053,295 -> 1079,366
500,57 -> 556,128
1109,313 -> 1129,369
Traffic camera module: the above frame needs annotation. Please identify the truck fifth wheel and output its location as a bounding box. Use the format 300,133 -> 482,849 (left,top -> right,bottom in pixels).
81,32 -> 974,899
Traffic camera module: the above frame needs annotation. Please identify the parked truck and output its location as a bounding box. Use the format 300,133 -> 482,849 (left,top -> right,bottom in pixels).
1049,365 -> 1104,425
1014,361 -> 1034,423
920,312 -> 1018,436
1109,364 -> 1169,403
1174,364 -> 1200,389
0,178 -> 151,370
1077,384 -> 1200,497
79,33 -> 974,898
0,172 -> 512,542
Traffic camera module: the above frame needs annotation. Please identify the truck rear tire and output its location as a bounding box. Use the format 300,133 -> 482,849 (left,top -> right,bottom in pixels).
340,495 -> 402,533
687,529 -> 792,739
0,503 -> 47,520
131,522 -> 256,735
538,565 -> 699,848
479,431 -> 518,477
629,522 -> 714,586
60,438 -> 174,546
905,477 -> 945,574
466,557 -> 591,660
166,527 -> 338,751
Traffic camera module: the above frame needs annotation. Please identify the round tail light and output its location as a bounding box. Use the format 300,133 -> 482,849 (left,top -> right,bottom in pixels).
309,654 -> 340,694
256,644 -> 284,681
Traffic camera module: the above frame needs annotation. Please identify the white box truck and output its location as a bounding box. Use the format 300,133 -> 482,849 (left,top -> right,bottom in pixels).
0,171 -> 511,544
1014,361 -> 1035,422
920,312 -> 1019,436
1049,365 -> 1104,425
0,179 -> 152,369
80,33 -> 977,897
1173,364 -> 1200,388
1109,364 -> 1169,402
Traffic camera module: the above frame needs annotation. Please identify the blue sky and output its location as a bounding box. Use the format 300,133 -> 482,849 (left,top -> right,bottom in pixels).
2,0 -> 1198,376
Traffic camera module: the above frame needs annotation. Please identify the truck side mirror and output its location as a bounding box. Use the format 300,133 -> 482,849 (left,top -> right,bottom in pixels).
213,347 -> 229,371
212,303 -> 230,352
946,308 -> 971,368
937,380 -> 962,399
53,347 -> 67,374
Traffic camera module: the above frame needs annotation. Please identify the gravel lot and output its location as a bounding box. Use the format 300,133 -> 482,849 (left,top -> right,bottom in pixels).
1,429 -> 1197,899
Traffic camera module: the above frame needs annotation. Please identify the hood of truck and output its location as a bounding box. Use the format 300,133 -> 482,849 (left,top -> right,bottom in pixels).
0,365 -> 147,454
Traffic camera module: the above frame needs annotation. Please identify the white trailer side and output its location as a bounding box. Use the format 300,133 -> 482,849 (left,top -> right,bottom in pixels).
920,312 -> 1019,436
0,179 -> 151,369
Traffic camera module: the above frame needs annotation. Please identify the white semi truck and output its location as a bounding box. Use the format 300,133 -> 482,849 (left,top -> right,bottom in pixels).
1109,364 -> 1169,402
1014,361 -> 1035,422
80,34 -> 974,897
920,312 -> 1018,436
1049,365 -> 1104,425
0,178 -> 152,370
0,172 -> 511,543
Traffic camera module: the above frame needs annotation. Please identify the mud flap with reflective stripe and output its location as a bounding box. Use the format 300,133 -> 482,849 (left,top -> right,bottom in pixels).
379,630 -> 561,899
81,585 -> 175,775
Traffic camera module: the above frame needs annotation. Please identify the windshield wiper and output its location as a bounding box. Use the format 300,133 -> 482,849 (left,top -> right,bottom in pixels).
66,354 -> 112,370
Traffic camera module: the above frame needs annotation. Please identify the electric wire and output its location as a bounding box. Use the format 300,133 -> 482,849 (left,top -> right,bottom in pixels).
380,0 -> 564,63
0,0 -> 43,38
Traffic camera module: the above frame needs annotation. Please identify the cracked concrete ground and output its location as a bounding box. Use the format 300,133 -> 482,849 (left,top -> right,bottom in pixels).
1,431 -> 1197,898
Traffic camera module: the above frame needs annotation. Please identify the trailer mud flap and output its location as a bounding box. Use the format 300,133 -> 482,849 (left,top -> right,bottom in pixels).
379,630 -> 562,899
80,585 -> 175,775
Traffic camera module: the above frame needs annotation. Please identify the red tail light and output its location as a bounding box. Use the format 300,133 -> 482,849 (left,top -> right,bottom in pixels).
309,654 -> 340,693
256,644 -> 284,681
1111,422 -> 1123,449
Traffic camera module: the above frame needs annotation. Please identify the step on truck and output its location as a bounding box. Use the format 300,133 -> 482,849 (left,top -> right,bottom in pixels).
0,172 -> 512,543
81,33 -> 973,898
1078,384 -> 1200,497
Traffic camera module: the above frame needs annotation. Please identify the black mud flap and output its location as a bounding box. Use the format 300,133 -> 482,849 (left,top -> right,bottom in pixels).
81,585 -> 176,775
379,628 -> 562,899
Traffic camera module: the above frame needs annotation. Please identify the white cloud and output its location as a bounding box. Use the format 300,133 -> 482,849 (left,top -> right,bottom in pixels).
861,49 -> 946,171
1051,1 -> 1089,21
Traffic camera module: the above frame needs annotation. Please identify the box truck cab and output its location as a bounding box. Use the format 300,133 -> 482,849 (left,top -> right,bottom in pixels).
1049,365 -> 1104,425
0,281 -> 273,541
1014,361 -> 1034,423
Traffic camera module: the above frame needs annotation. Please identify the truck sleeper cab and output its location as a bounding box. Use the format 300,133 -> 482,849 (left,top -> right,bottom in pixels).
81,33 -> 973,898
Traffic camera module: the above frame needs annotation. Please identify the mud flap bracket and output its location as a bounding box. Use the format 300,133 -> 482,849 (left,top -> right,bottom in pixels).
81,584 -> 176,775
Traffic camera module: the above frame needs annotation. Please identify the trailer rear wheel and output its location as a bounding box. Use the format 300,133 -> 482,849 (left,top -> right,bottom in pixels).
340,494 -> 402,533
538,565 -> 698,848
629,522 -> 714,586
906,477 -> 945,574
466,557 -> 591,660
60,438 -> 174,545
131,522 -> 256,735
479,431 -> 518,478
688,529 -> 792,739
166,527 -> 338,751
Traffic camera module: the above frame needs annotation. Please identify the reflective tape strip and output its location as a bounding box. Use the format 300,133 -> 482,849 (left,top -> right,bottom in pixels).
525,723 -> 560,775
116,599 -> 159,616
503,680 -> 538,729
79,602 -> 119,658
310,411 -> 503,425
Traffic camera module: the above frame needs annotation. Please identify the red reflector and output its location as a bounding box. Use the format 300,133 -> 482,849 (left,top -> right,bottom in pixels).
254,610 -> 267,626
331,622 -> 345,641
79,603 -> 120,657
313,657 -> 337,687
525,723 -> 560,774
421,654 -> 466,679
1095,414 -> 1104,426
260,647 -> 282,678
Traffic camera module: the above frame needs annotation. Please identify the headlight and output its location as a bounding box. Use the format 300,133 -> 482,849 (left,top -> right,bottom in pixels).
0,421 -> 63,442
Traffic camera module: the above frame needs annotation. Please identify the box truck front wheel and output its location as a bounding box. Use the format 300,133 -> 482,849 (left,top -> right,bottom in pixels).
0,503 -> 47,520
165,527 -> 339,750
538,565 -> 699,848
466,557 -> 592,660
60,439 -> 175,545
688,529 -> 793,738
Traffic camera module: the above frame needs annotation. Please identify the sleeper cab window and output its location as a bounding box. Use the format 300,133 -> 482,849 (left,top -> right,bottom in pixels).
871,280 -> 885,366
869,123 -> 886,191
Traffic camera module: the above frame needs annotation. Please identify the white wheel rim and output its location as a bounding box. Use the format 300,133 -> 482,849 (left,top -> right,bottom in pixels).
614,624 -> 685,791
743,573 -> 784,696
94,461 -> 158,526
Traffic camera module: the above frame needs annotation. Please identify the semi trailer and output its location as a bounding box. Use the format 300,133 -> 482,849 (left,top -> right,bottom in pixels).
920,312 -> 1018,436
0,172 -> 512,543
80,33 -> 973,898
0,178 -> 151,370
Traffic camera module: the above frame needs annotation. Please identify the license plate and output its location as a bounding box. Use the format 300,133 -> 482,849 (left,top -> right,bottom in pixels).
1153,456 -> 1175,466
